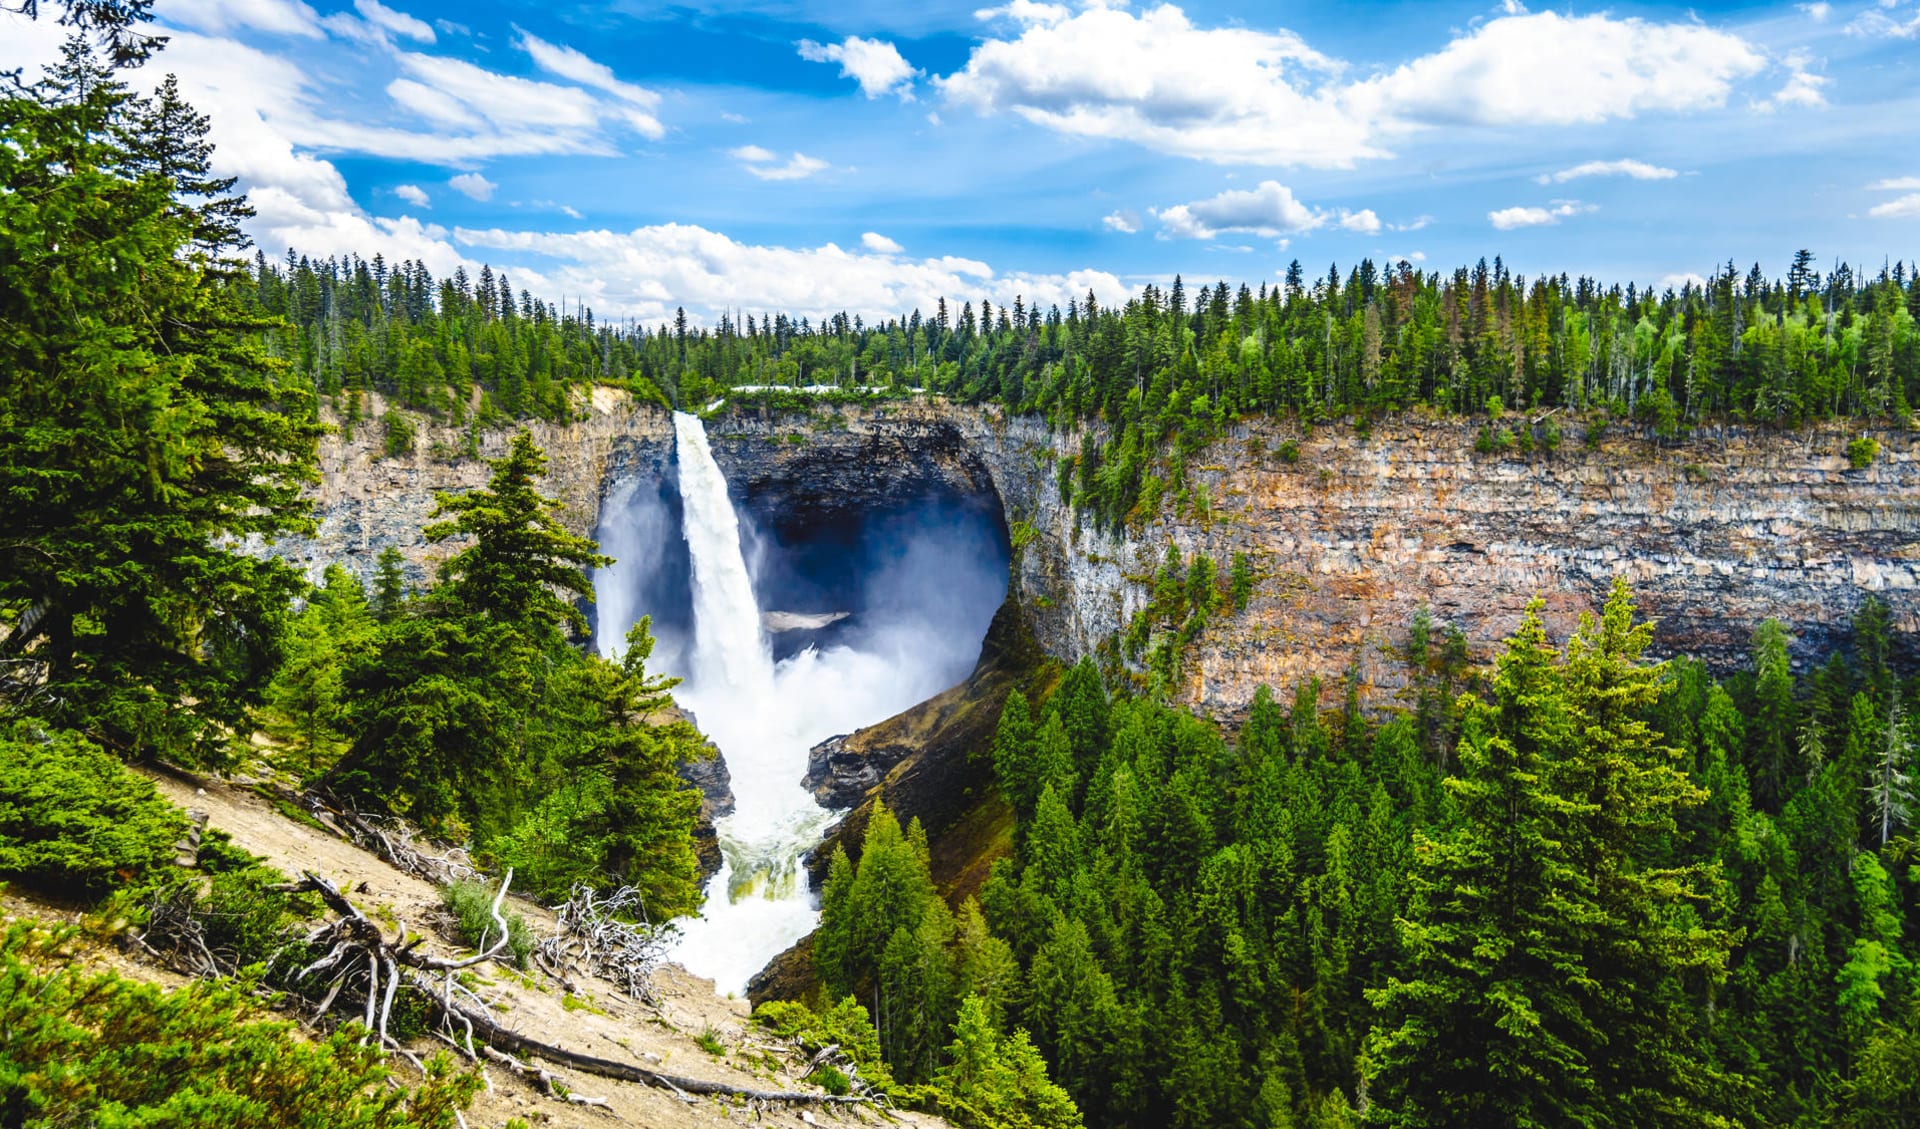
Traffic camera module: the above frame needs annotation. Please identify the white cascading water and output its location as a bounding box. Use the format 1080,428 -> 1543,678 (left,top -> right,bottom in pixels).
595,412 -> 1003,994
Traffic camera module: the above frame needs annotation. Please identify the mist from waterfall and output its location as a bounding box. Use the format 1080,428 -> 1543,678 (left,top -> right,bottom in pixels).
614,412 -> 1004,995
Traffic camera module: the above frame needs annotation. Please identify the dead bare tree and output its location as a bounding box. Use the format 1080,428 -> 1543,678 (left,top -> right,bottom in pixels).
277,870 -> 871,1112
533,883 -> 670,1004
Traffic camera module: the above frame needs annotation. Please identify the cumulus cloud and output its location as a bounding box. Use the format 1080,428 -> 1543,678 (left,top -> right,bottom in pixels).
157,0 -> 323,38
937,5 -> 1768,167
731,146 -> 830,181
1658,272 -> 1709,291
1155,181 -> 1326,239
1869,176 -> 1920,191
1755,51 -> 1829,111
1489,201 -> 1594,230
937,4 -> 1365,167
449,172 -> 496,201
451,222 -> 1130,324
861,232 -> 904,253
798,36 -> 918,99
395,183 -> 430,207
353,0 -> 433,43
1348,12 -> 1764,127
1536,158 -> 1679,184
1102,209 -> 1142,234
1799,2 -> 1831,20
1869,195 -> 1920,219
1338,209 -> 1381,234
518,30 -> 664,138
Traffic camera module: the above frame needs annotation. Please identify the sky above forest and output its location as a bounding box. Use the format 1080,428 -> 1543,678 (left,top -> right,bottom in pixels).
4,0 -> 1917,324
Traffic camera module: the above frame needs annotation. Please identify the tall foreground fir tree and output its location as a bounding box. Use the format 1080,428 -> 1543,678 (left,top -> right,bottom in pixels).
0,37 -> 319,763
1366,581 -> 1738,1127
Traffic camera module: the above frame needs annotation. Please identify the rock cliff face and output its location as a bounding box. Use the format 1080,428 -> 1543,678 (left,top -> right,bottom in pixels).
255,387 -> 672,592
284,395 -> 1917,721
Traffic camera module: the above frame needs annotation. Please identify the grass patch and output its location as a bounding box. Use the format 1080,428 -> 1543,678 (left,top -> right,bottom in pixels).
439,879 -> 534,968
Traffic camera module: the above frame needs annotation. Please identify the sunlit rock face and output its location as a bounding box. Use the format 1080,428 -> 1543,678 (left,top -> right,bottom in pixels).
280,393 -> 1917,726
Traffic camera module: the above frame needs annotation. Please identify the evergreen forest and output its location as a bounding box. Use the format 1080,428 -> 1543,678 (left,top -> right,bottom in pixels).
1,4 -> 1917,1127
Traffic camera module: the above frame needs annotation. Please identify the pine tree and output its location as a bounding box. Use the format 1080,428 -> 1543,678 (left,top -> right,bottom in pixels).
1865,697 -> 1913,848
0,37 -> 320,763
424,431 -> 610,639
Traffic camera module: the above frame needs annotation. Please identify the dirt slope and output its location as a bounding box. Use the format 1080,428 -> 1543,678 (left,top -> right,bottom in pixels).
102,769 -> 958,1129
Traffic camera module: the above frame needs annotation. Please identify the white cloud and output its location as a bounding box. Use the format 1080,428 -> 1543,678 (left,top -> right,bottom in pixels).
452,222 -> 1130,324
353,0 -> 433,43
1350,12 -> 1765,128
1869,194 -> 1920,219
1536,158 -> 1679,184
157,0 -> 322,38
1869,176 -> 1920,191
1155,181 -> 1326,239
798,36 -> 918,100
1102,209 -> 1142,234
1393,215 -> 1433,232
732,147 -> 830,181
1338,208 -> 1381,234
1489,200 -> 1593,230
1848,4 -> 1920,38
395,183 -> 431,207
975,0 -> 1071,24
1755,51 -> 1828,111
518,30 -> 664,139
449,172 -> 497,201
1658,272 -> 1709,290
385,78 -> 484,129
937,4 -> 1367,167
861,231 -> 904,253
937,6 -> 1767,167
1799,2 -> 1831,20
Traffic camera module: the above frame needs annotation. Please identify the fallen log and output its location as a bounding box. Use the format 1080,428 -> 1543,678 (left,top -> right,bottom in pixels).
280,871 -> 873,1109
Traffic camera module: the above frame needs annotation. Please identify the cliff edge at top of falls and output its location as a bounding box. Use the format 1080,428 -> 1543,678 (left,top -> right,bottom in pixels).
269,392 -> 1917,723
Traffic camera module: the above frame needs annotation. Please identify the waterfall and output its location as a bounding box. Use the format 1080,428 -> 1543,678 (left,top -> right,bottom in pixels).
666,412 -> 837,994
597,412 -> 1004,995
673,412 -> 774,699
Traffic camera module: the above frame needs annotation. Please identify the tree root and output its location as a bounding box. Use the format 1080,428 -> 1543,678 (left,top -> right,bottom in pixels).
277,870 -> 872,1110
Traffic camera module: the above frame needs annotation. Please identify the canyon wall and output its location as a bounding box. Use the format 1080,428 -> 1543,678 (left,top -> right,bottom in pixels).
254,388 -> 672,592
282,394 -> 1918,717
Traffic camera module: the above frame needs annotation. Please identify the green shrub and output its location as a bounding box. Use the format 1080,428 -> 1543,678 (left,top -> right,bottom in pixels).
382,408 -> 416,459
0,919 -> 478,1126
438,879 -> 533,967
0,725 -> 187,895
811,1062 -> 852,1095
1276,439 -> 1301,464
1848,435 -> 1880,470
754,996 -> 896,1092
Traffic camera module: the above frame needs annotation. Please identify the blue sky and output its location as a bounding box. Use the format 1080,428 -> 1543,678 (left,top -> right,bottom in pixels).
4,0 -> 1917,323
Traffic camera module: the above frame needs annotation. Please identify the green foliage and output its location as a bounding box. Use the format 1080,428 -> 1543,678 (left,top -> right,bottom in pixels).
936,996 -> 1085,1129
0,37 -> 322,765
1849,435 -> 1881,470
438,880 -> 533,967
325,443 -> 707,913
382,409 -> 416,459
1368,583 -> 1736,1127
424,431 -> 611,639
0,919 -> 479,1126
0,725 -> 187,894
753,996 -> 896,1093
